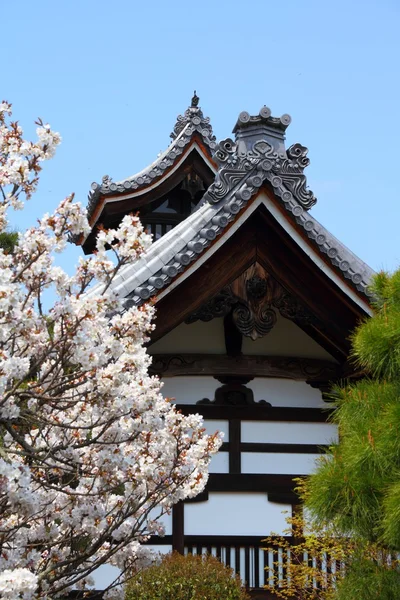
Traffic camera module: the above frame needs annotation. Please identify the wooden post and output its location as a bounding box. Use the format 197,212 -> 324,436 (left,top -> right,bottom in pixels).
229,419 -> 241,474
172,501 -> 184,554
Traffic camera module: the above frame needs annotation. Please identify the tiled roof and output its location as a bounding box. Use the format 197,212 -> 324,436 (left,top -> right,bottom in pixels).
85,106 -> 374,309
86,94 -> 216,223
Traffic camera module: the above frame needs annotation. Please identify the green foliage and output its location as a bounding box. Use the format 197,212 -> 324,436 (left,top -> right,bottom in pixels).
306,379 -> 400,544
382,480 -> 400,549
351,269 -> 400,379
334,556 -> 400,600
0,230 -> 18,253
125,552 -> 250,600
305,269 -> 400,599
263,481 -> 351,599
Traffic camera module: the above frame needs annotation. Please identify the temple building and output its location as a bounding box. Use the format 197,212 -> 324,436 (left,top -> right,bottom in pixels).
84,95 -> 373,597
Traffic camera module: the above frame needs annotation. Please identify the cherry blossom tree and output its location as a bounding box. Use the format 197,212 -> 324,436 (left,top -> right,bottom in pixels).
0,102 -> 222,599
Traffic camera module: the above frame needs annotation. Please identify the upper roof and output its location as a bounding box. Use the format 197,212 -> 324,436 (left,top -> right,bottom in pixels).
85,104 -> 374,316
82,93 -> 217,252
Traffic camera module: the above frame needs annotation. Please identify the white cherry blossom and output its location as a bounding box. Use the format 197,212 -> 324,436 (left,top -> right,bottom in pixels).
0,103 -> 222,598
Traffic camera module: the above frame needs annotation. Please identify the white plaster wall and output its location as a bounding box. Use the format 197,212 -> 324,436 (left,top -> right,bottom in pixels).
209,451 -> 229,473
149,319 -> 226,354
248,377 -> 324,408
184,492 -> 290,536
241,421 -> 338,444
202,419 -> 229,440
161,376 -> 325,408
241,452 -> 321,475
242,313 -> 337,360
149,313 -> 337,361
160,376 -> 216,404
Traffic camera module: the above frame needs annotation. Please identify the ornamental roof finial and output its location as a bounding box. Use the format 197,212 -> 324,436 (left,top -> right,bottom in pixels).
191,90 -> 199,107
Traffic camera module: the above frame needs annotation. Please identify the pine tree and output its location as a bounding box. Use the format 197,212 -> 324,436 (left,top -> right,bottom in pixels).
0,230 -> 18,253
305,270 -> 400,599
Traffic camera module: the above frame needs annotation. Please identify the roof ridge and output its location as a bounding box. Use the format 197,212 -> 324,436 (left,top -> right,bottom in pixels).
86,97 -> 216,223
85,107 -> 374,308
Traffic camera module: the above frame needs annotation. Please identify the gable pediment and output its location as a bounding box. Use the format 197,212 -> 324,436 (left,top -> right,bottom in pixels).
146,204 -> 369,363
150,257 -> 341,362
83,104 -> 374,370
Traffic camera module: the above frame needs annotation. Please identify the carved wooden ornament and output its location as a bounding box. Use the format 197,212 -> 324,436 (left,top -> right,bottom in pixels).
186,263 -> 317,340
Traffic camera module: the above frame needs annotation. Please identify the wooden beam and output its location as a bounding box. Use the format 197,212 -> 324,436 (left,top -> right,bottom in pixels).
147,534 -> 294,546
149,205 -> 366,357
259,189 -> 369,316
176,404 -> 333,422
149,353 -> 341,381
240,442 -> 326,454
150,220 -> 258,343
172,501 -> 184,554
254,207 -> 361,352
229,419 -> 241,474
219,442 -> 325,454
224,312 -> 243,356
208,473 -> 300,492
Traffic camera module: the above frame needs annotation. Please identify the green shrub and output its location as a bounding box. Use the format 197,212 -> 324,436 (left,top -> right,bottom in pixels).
125,551 -> 250,600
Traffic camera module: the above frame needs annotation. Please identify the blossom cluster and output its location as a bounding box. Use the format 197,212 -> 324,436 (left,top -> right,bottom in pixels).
0,103 -> 222,598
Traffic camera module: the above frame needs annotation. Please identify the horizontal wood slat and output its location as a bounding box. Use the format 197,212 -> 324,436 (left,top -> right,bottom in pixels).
220,441 -> 325,455
240,442 -> 327,454
177,404 -> 332,422
149,353 -> 341,381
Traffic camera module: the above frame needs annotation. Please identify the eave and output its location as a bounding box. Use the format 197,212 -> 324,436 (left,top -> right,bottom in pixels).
82,140 -> 216,253
84,105 -> 375,356
83,98 -> 217,253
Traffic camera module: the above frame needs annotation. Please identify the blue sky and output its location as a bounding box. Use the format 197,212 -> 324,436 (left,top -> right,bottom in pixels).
3,0 -> 400,274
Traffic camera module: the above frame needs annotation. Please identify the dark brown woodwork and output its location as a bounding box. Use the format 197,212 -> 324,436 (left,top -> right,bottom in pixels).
150,220 -> 258,343
224,312 -> 243,356
220,441 -> 325,454
147,475 -> 304,506
268,490 -> 299,504
208,473 -> 301,493
240,442 -> 326,454
149,353 -> 340,381
149,203 -> 366,365
187,262 -> 319,342
307,379 -> 340,402
83,137 -> 215,253
254,541 -> 260,588
172,501 -> 184,554
254,206 -> 361,348
197,378 -> 270,407
177,404 -> 332,422
148,534 -> 295,546
229,419 -> 241,474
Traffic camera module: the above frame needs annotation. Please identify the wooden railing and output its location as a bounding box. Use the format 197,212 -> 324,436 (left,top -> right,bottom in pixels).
66,535 -> 352,599
183,535 -> 349,597
183,535 -> 288,592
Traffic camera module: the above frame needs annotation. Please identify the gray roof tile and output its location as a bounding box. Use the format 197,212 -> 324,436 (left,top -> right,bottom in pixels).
86,96 -> 216,223
86,106 -> 374,309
